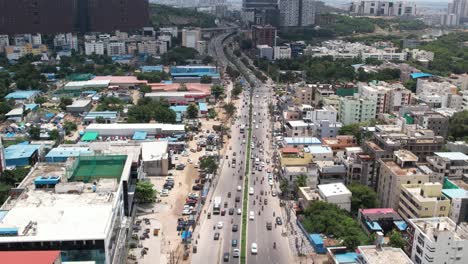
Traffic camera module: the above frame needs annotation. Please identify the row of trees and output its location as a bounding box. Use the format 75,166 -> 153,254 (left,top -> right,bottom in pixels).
127,98 -> 176,123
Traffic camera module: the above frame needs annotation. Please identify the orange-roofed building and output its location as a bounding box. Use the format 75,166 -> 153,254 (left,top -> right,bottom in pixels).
0,250 -> 61,264
148,82 -> 211,94
322,135 -> 357,153
281,147 -> 300,154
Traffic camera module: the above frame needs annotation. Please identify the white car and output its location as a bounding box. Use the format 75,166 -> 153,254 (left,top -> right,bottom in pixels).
233,248 -> 240,258
237,208 -> 242,215
182,209 -> 191,215
249,211 -> 255,220
217,221 -> 224,229
249,187 -> 254,195
160,189 -> 169,197
255,125 -> 259,129
268,180 -> 274,186
251,243 -> 258,254
237,185 -> 242,191
188,158 -> 193,164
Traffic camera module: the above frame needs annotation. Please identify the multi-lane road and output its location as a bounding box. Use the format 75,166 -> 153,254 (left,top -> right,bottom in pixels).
193,33 -> 292,264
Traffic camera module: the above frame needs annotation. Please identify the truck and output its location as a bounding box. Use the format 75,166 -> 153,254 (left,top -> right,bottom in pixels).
213,196 -> 222,215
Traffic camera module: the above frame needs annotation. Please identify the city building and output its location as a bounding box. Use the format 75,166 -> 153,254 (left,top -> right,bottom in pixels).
107,42 -> 126,56
322,136 -> 357,153
0,0 -> 149,34
316,160 -> 347,184
83,111 -> 119,125
0,155 -> 137,263
357,245 -> 414,264
398,182 -> 451,221
274,45 -> 292,60
301,0 -> 318,26
358,81 -> 412,114
182,28 -> 201,49
4,44 -> 48,60
442,184 -> 468,224
412,111 -> 449,138
66,99 -> 93,114
350,1 -> 417,17
4,143 -> 41,167
317,183 -> 352,212
426,152 -> 468,180
448,0 -> 468,23
339,95 -> 377,125
197,40 -> 207,55
4,90 -> 39,104
84,123 -> 185,137
85,41 -> 105,55
281,165 -> 318,190
298,186 -> 322,209
45,147 -> 94,163
252,25 -> 277,47
53,33 -> 78,51
377,150 -> 432,210
340,147 -> 375,186
279,0 -> 300,27
242,0 -> 279,25
406,217 -> 468,264
257,45 -> 274,60
357,208 -> 405,235
142,141 -> 169,176
169,66 -> 220,83
307,145 -> 334,161
0,251 -> 63,264
0,35 -> 9,53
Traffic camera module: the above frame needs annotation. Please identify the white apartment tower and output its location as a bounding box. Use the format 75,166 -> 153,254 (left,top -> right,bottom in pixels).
85,41 -> 105,55
182,28 -> 201,49
407,217 -> 468,264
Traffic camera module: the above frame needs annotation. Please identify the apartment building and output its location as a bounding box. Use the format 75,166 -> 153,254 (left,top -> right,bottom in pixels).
274,45 -> 292,60
398,182 -> 451,221
252,25 -> 277,47
85,41 -> 105,55
340,147 -> 375,186
358,81 -> 412,115
322,135 -> 357,153
442,185 -> 468,224
412,111 -> 449,138
295,84 -> 315,105
350,1 -> 417,17
182,28 -> 201,49
107,42 -> 126,56
317,183 -> 352,212
357,245 -> 414,264
406,217 -> 468,264
377,150 -> 432,210
339,95 -> 377,125
426,152 -> 468,180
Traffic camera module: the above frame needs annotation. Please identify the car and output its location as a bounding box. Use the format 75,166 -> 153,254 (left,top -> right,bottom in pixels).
190,148 -> 196,153
176,164 -> 185,170
217,221 -> 224,229
249,187 -> 254,195
249,211 -> 255,220
182,209 -> 191,215
251,243 -> 258,254
221,209 -> 226,216
188,158 -> 193,164
229,208 -> 235,215
266,222 -> 272,230
268,180 -> 274,186
188,192 -> 199,199
235,196 -> 241,202
160,189 -> 169,196
272,191 -> 277,197
232,224 -> 238,232
276,217 -> 283,225
237,185 -> 242,191
223,252 -> 229,262
237,208 -> 242,215
192,185 -> 202,191
264,199 -> 268,205
232,239 -> 238,247
214,232 -> 220,240
233,249 -> 240,258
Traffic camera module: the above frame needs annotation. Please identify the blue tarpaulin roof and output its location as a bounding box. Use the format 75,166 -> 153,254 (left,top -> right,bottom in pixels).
410,72 -> 433,79
310,234 -> 323,245
335,252 -> 359,263
133,131 -> 147,140
181,230 -> 192,240
5,90 -> 39,99
198,102 -> 208,112
366,221 -> 383,231
394,220 -> 408,231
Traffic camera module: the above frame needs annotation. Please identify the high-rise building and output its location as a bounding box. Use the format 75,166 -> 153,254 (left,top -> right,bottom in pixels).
449,0 -> 468,22
0,35 -> 8,53
0,0 -> 149,34
182,28 -> 201,49
279,0 -> 300,27
349,1 -> 417,17
242,0 -> 279,25
85,41 -> 105,55
301,0 -> 318,26
252,25 -> 277,47
339,95 -> 377,125
406,217 -> 468,264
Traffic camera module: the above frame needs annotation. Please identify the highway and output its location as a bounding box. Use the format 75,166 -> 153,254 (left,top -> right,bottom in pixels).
194,32 -> 292,264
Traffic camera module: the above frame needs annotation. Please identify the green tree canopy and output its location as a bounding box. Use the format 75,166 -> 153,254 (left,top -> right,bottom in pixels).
211,85 -> 225,100
59,97 -> 73,110
187,103 -> 199,119
200,156 -> 218,174
29,126 -> 40,140
127,98 -> 176,123
388,229 -> 405,249
223,102 -> 236,118
200,75 -> 212,84
448,110 -> 468,142
348,184 -> 378,214
135,181 -> 156,203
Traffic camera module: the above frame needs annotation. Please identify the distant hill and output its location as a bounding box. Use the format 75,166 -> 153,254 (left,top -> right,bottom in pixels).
149,4 -> 217,28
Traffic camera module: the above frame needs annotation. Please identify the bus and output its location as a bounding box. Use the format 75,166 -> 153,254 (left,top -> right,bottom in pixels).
213,196 -> 222,215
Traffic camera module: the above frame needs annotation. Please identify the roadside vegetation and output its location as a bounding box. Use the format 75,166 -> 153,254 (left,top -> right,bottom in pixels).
149,4 -> 217,28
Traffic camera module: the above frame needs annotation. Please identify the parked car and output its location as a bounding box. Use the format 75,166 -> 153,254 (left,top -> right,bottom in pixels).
276,217 -> 282,225
266,222 -> 272,230
229,208 -> 234,215
232,224 -> 238,232
223,252 -> 229,262
214,232 -> 220,240
160,189 -> 169,196
176,164 -> 185,170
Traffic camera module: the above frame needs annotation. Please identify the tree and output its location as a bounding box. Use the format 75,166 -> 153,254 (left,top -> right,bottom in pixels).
448,110 -> 468,142
63,121 -> 77,135
202,55 -> 214,64
139,84 -> 151,94
29,126 -> 40,140
280,179 -> 289,196
388,229 -> 405,249
231,83 -> 243,98
135,181 -> 156,203
200,75 -> 212,84
127,98 -> 176,123
223,102 -> 236,118
240,39 -> 253,50
348,184 -> 378,214
200,156 -> 218,174
49,129 -> 60,140
211,85 -> 225,100
59,97 -> 73,110
294,174 -> 308,193
34,96 -> 47,106
339,123 -> 361,139
187,103 -> 199,119
95,116 -> 106,124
